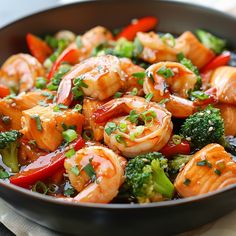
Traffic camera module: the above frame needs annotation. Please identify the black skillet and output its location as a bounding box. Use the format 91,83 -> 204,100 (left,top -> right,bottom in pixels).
0,1 -> 236,235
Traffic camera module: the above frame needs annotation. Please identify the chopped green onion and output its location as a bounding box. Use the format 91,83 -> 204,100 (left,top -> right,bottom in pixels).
113,92 -> 123,98
31,114 -> 42,132
1,116 -> 11,125
161,33 -> 176,48
35,77 -> 47,89
105,122 -> 117,135
132,72 -> 146,79
190,91 -> 210,101
156,66 -> 175,78
32,181 -> 48,194
65,148 -> 76,158
214,169 -> 221,176
172,135 -> 182,145
76,35 -> 83,49
74,76 -> 88,88
62,129 -> 78,143
83,160 -> 96,182
45,35 -> 58,49
118,122 -> 127,133
129,132 -> 136,141
159,98 -> 170,105
73,104 -> 82,112
133,37 -> 143,57
53,104 -> 68,112
71,166 -> 80,176
145,93 -> 154,102
127,110 -> 139,124
141,110 -> 157,125
72,87 -> 84,99
135,126 -> 145,136
114,38 -> 134,58
115,134 -> 125,144
38,100 -> 49,107
0,169 -> 10,179
131,87 -> 138,96
64,187 -> 74,197
183,178 -> 191,186
82,130 -> 94,141
48,184 -> 59,194
146,71 -> 155,83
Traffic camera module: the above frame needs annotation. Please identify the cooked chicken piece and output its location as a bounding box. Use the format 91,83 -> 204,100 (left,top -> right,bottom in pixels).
175,144 -> 236,198
21,105 -> 84,151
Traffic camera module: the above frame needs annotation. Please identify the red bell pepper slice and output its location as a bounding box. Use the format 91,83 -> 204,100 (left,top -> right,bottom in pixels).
10,136 -> 85,188
200,51 -> 231,74
160,140 -> 190,158
26,33 -> 53,63
116,16 -> 158,41
0,85 -> 10,98
47,43 -> 79,80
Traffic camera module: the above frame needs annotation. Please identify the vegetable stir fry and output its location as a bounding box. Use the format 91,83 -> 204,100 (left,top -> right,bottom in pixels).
0,16 -> 236,204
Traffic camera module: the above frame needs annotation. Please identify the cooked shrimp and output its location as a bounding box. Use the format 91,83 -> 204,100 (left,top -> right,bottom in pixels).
56,55 -> 123,105
82,98 -> 105,141
93,96 -> 173,158
64,146 -> 126,203
210,66 -> 236,105
119,58 -> 145,96
137,32 -> 178,63
175,31 -> 215,69
216,103 -> 236,136
175,144 -> 236,198
0,90 -> 54,131
0,54 -> 45,93
143,61 -> 197,118
21,104 -> 84,151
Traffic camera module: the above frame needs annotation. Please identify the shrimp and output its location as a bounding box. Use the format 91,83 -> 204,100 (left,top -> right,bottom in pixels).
119,58 -> 145,96
64,146 -> 126,203
143,62 -> 197,118
216,103 -> 236,136
82,98 -> 105,141
0,90 -> 55,131
93,96 -> 173,158
210,66 -> 236,105
175,144 -> 236,198
0,54 -> 45,93
175,31 -> 215,69
136,31 -> 215,69
21,104 -> 84,151
136,32 -> 178,63
56,55 -> 123,105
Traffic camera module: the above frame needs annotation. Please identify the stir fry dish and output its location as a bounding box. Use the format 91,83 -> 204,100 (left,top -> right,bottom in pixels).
1,16 -> 236,204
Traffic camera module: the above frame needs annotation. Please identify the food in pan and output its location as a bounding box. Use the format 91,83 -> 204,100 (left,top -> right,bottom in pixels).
0,16 -> 236,204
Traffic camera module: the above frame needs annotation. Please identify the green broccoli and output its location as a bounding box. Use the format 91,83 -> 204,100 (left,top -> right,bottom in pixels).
125,152 -> 174,203
168,154 -> 192,174
195,29 -> 226,54
180,106 -> 224,150
0,130 -> 21,172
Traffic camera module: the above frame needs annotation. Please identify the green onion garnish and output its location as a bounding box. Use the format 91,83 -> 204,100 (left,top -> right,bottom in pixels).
156,66 -> 175,78
62,129 -> 78,143
65,148 -> 76,158
105,122 -> 117,135
31,114 -> 42,132
145,93 -> 154,102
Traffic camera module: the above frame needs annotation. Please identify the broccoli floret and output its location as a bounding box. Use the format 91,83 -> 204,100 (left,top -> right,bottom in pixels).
195,29 -> 226,54
180,106 -> 224,150
0,130 -> 21,172
125,152 -> 174,203
168,154 -> 192,174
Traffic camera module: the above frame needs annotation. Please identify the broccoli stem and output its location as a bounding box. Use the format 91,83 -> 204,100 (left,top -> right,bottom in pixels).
151,159 -> 174,199
0,143 -> 19,173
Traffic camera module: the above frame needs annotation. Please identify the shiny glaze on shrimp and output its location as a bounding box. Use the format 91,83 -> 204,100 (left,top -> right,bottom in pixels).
175,144 -> 236,198
210,66 -> 236,105
56,55 -> 123,105
0,54 -> 45,93
120,58 -> 145,96
64,146 -> 126,203
143,62 -> 197,118
93,96 -> 173,158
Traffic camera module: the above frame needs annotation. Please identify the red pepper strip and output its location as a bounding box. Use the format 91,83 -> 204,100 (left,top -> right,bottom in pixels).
0,85 -> 10,98
193,87 -> 218,107
116,16 -> 158,41
93,101 -> 130,124
200,51 -> 231,74
10,136 -> 85,188
47,43 -> 79,80
160,140 -> 190,158
26,33 -> 53,64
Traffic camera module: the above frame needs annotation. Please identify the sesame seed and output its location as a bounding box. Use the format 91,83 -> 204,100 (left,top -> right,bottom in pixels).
208,127 -> 214,132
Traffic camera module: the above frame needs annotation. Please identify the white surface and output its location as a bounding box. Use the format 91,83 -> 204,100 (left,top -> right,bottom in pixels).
0,0 -> 236,236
